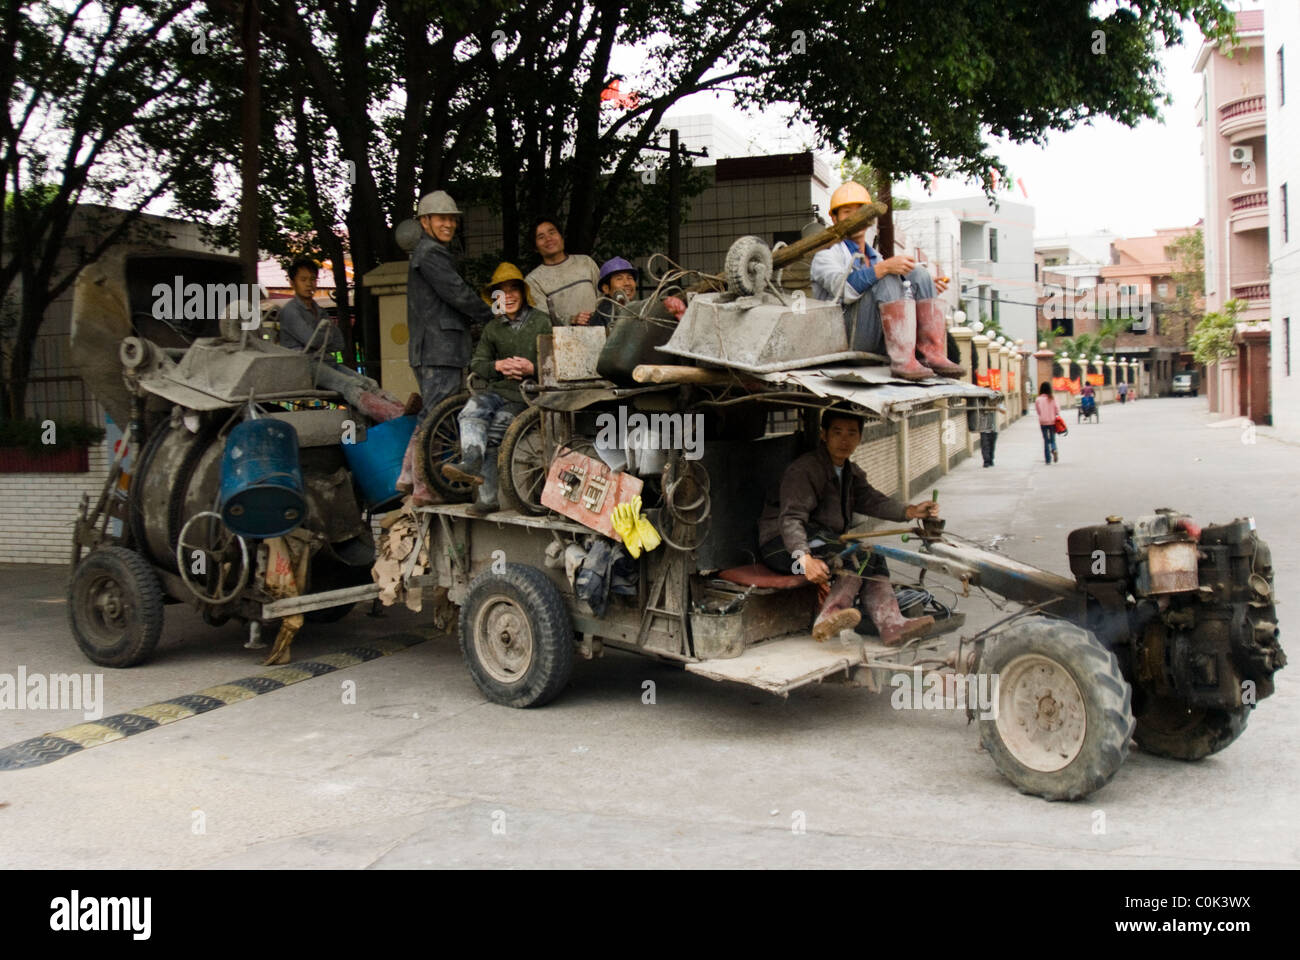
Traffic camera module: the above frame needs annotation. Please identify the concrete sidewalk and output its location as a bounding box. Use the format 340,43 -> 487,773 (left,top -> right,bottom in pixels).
0,396 -> 1295,868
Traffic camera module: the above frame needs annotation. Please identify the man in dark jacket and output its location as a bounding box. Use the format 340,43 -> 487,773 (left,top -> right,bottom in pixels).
407,190 -> 493,424
757,408 -> 940,645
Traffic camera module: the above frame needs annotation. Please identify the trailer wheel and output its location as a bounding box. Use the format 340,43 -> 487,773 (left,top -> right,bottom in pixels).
977,616 -> 1134,801
417,391 -> 474,502
68,547 -> 165,667
497,406 -> 548,515
1133,698 -> 1249,761
459,563 -> 574,708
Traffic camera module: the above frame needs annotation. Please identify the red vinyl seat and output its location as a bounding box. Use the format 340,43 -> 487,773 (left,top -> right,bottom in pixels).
716,564 -> 807,590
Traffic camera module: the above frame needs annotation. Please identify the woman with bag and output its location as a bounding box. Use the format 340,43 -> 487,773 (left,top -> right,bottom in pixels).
1036,381 -> 1063,464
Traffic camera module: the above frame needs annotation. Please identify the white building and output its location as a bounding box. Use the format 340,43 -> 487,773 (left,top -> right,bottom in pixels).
893,207 -> 963,316
1264,0 -> 1300,438
660,113 -> 752,160
911,196 -> 1038,346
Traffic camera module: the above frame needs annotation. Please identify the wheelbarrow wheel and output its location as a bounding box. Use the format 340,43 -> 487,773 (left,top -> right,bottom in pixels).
497,406 -> 548,516
417,391 -> 474,502
68,546 -> 165,667
977,616 -> 1134,801
1132,698 -> 1250,761
459,563 -> 574,708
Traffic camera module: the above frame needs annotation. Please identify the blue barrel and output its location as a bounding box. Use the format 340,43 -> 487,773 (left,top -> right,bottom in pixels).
342,415 -> 417,511
219,419 -> 307,538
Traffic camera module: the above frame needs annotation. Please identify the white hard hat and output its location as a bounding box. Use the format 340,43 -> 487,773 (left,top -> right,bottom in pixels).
416,190 -> 462,217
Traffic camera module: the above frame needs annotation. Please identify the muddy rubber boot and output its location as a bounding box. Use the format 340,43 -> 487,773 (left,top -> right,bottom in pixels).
879,299 -> 934,381
442,443 -> 485,486
914,298 -> 966,377
466,452 -> 499,516
861,577 -> 934,647
812,573 -> 863,641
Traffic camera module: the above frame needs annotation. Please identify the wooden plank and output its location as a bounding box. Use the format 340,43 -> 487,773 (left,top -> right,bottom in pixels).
685,634 -> 861,695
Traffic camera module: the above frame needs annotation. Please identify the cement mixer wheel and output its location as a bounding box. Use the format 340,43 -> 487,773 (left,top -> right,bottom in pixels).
68,547 -> 164,667
724,235 -> 772,295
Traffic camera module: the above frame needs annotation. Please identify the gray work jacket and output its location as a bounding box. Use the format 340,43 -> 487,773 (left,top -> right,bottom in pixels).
407,233 -> 493,368
757,444 -> 908,555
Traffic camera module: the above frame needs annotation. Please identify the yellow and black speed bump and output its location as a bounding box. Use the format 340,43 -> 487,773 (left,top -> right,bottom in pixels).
0,634 -> 425,772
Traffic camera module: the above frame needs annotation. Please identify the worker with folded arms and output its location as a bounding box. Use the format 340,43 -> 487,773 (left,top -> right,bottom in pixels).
441,263 -> 552,515
811,181 -> 964,382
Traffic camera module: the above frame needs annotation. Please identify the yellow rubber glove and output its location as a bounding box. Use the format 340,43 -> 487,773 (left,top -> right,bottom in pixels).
635,512 -> 661,552
626,494 -> 660,552
611,501 -> 642,558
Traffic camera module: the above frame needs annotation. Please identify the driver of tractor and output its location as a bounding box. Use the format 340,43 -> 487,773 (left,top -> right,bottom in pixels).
810,181 -> 964,382
756,407 -> 940,646
442,262 -> 553,515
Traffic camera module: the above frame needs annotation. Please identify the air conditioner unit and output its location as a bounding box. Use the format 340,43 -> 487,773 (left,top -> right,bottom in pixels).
1230,145 -> 1254,164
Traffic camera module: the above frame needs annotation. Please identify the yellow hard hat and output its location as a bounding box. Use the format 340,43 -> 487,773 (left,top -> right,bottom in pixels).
830,181 -> 873,215
480,262 -> 535,306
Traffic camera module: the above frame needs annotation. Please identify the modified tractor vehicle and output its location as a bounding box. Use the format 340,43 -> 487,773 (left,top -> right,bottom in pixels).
63,232 -> 1284,801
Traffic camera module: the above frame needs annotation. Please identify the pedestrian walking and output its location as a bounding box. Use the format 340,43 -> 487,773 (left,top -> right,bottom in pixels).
1035,381 -> 1062,465
970,401 -> 1007,467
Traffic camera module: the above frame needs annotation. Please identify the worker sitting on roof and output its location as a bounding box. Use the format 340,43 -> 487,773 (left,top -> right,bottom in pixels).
441,263 -> 553,515
756,407 -> 939,646
810,182 -> 964,382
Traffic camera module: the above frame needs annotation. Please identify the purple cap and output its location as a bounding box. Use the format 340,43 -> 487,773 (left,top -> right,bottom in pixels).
598,257 -> 637,286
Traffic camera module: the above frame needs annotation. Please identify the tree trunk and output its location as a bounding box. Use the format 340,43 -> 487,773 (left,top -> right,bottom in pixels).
876,176 -> 895,256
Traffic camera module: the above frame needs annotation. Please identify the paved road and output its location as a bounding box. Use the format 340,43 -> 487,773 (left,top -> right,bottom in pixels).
1,396 -> 1296,868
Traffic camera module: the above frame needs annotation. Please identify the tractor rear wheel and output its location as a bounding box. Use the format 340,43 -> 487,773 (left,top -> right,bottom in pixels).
1133,698 -> 1250,761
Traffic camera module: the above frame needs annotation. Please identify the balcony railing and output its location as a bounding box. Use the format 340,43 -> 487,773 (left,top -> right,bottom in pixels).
1220,95 -> 1266,121
1231,282 -> 1270,302
1230,189 -> 1269,212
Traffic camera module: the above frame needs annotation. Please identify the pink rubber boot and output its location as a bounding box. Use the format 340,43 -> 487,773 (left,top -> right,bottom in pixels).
812,573 -> 863,641
915,299 -> 966,377
861,577 -> 933,647
880,299 -> 934,381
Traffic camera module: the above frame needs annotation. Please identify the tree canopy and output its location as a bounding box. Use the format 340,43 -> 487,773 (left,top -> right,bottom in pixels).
3,0 -> 1238,412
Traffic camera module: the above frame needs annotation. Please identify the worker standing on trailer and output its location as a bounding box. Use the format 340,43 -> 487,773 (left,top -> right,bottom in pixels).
757,408 -> 941,646
810,182 -> 964,382
396,190 -> 493,505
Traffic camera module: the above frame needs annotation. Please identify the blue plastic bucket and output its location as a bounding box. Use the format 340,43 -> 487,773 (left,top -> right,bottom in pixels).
219,419 -> 307,538
342,415 -> 417,511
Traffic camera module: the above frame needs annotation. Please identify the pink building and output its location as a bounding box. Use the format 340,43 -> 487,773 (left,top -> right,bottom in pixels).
1195,9 -> 1271,323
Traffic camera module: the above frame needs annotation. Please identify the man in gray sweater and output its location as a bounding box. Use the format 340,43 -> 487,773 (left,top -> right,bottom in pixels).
524,218 -> 600,326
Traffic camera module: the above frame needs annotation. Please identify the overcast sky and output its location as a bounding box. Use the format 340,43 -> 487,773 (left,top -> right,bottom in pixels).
662,2 -> 1266,242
